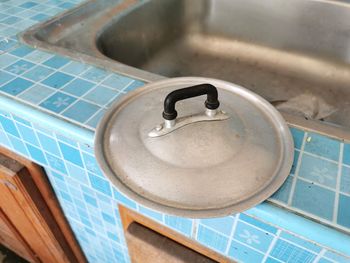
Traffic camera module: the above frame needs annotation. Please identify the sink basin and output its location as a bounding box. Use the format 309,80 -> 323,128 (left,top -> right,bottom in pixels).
22,0 -> 350,138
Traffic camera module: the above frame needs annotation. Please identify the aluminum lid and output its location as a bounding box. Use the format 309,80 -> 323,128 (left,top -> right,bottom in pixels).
95,77 -> 294,217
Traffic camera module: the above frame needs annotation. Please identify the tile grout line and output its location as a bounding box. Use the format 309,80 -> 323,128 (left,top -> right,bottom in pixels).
224,214 -> 239,255
262,229 -> 282,262
332,142 -> 344,223
312,248 -> 327,263
191,219 -> 199,240
288,132 -> 308,206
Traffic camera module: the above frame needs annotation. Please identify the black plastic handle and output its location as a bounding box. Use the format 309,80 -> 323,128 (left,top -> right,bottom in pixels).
162,84 -> 220,120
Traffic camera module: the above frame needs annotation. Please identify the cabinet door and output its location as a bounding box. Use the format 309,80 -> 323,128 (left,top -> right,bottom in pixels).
0,147 -> 86,263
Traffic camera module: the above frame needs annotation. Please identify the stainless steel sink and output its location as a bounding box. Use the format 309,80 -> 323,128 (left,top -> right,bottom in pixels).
22,0 -> 350,139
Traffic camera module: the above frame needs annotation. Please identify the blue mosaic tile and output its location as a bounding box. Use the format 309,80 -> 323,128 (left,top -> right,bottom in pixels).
102,212 -> 116,225
26,143 -> 47,165
318,258 -> 333,263
0,130 -> 11,147
0,39 -> 17,53
344,143 -> 350,166
43,55 -> 70,69
46,152 -> 67,174
61,61 -> 90,75
270,239 -> 316,263
19,1 -> 38,8
337,194 -> 350,228
122,80 -> 144,93
24,49 -> 52,63
0,70 -> 15,84
234,221 -> 274,253
270,175 -> 293,203
88,173 -> 112,197
12,115 -> 31,127
18,84 -> 55,104
23,65 -> 54,81
164,215 -> 193,237
324,251 -> 350,263
8,135 -> 28,156
0,77 -> 34,96
200,216 -> 235,236
61,78 -> 95,96
1,16 -> 21,25
112,188 -> 137,210
83,194 -> 98,207
291,150 -> 300,175
292,179 -> 335,220
81,152 -> 102,176
298,153 -> 338,189
239,214 -> 278,234
86,109 -> 106,128
58,141 -> 83,167
138,206 -> 163,223
40,92 -> 76,113
228,240 -> 264,263
83,86 -> 119,106
9,45 -> 34,57
62,100 -> 100,123
56,133 -> 77,147
41,72 -> 74,89
16,123 -> 39,147
279,232 -> 321,253
340,166 -> 350,194
4,59 -> 35,75
102,74 -> 134,90
36,132 -> 61,157
197,224 -> 229,253
0,54 -> 19,69
31,13 -> 50,21
0,115 -> 20,138
265,257 -> 281,263
81,67 -> 109,83
304,132 -> 340,161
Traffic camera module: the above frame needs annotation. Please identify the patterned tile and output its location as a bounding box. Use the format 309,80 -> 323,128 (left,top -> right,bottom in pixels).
200,216 -> 235,236
0,77 -> 34,95
23,65 -> 54,82
164,215 -> 193,237
197,224 -> 229,253
270,239 -> 316,263
40,92 -> 76,113
228,240 -> 264,263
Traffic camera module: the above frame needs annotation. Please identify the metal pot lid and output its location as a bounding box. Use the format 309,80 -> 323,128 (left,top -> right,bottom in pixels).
95,77 -> 294,218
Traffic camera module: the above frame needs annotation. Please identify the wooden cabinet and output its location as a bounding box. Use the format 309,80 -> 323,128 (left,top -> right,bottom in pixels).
0,147 -> 86,263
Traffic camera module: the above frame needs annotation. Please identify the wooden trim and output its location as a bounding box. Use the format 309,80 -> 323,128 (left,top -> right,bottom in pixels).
0,146 -> 87,263
119,205 -> 234,263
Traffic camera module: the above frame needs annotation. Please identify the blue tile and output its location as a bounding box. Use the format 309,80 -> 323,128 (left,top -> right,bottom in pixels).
20,2 -> 38,8
107,232 -> 119,243
56,134 -> 77,147
40,92 -> 76,113
0,70 -> 15,84
270,239 -> 316,263
43,55 -> 70,69
337,194 -> 350,228
0,77 -> 34,96
123,80 -> 144,93
265,257 -> 281,263
26,143 -> 47,165
324,251 -> 350,263
239,214 -> 278,234
138,206 -> 163,222
164,215 -> 192,237
340,166 -> 350,194
279,232 -> 321,253
61,78 -> 95,96
61,61 -> 90,75
112,188 -> 137,209
228,240 -> 264,263
81,152 -> 102,176
19,84 -> 55,104
102,74 -> 134,90
0,54 -> 18,68
89,173 -> 112,197
196,224 -> 228,253
291,150 -> 300,175
62,100 -> 100,123
60,191 -> 73,202
298,153 -> 338,189
9,45 -> 35,57
41,72 -> 74,89
23,65 -> 54,81
16,123 -> 39,147
46,152 -> 67,174
0,115 -> 20,138
83,194 -> 98,207
292,179 -> 335,220
8,135 -> 28,156
30,13 -> 50,21
304,132 -> 340,161
318,258 -> 333,263
234,221 -> 274,253
58,141 -> 83,167
270,175 -> 293,203
1,16 -> 21,25
102,212 -> 116,225
50,170 -> 65,181
0,130 -> 11,147
0,39 -> 17,53
200,216 -> 235,236
59,2 -> 75,9
81,67 -> 109,83
4,59 -> 34,75
83,86 -> 119,106
12,115 -> 31,127
25,50 -> 52,63
86,109 -> 106,128
344,143 -> 350,166
36,132 -> 61,157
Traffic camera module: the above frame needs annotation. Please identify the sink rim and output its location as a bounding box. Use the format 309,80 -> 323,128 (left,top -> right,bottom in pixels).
19,0 -> 350,142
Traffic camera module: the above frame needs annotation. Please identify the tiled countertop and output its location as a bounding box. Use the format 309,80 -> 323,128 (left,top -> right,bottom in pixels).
0,0 -> 350,261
